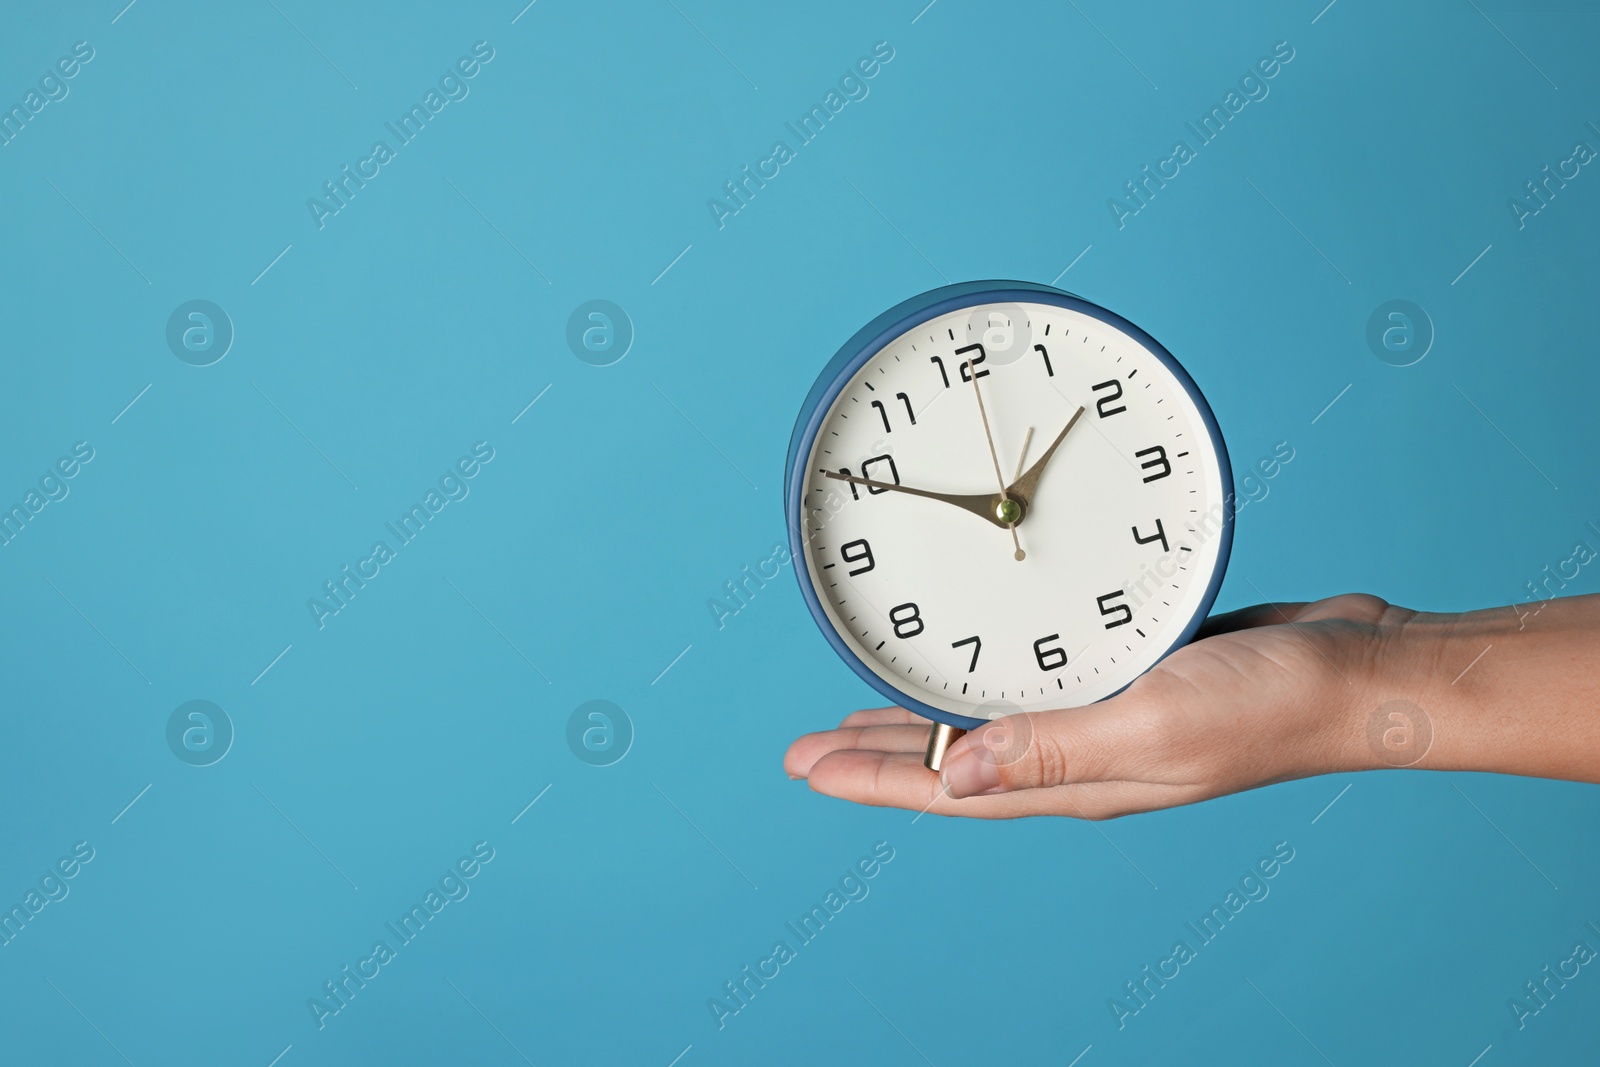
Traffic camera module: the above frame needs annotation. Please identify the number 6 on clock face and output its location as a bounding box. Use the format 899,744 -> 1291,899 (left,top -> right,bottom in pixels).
783,281 -> 1234,731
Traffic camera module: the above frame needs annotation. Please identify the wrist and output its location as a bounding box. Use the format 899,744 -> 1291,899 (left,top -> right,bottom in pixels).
1357,598 -> 1598,781
1354,607 -> 1464,772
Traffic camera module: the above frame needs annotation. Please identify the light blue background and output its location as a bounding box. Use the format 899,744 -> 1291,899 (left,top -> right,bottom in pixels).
2,1 -> 1597,1064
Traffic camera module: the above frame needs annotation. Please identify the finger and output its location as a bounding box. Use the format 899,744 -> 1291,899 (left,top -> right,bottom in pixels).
1195,602 -> 1310,638
806,750 -> 1209,820
784,724 -> 931,778
939,704 -> 1159,798
805,749 -> 1074,819
836,706 -> 927,729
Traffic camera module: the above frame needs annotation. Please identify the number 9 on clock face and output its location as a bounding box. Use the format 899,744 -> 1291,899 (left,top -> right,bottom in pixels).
783,281 -> 1234,731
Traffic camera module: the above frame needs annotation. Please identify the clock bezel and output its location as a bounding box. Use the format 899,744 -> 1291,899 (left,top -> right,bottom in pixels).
784,280 -> 1235,730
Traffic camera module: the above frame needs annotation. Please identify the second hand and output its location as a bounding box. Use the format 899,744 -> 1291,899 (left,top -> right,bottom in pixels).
966,359 -> 1025,562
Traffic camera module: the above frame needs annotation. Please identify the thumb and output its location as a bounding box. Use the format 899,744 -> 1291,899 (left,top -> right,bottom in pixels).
940,707 -> 1128,798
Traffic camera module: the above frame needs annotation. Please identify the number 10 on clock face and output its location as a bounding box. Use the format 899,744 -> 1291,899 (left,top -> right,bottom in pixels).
785,283 -> 1233,731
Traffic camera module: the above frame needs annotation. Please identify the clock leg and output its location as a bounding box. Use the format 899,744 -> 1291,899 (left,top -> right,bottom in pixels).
923,722 -> 966,772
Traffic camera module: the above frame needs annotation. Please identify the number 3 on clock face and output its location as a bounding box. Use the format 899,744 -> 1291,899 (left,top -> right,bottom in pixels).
783,281 -> 1234,731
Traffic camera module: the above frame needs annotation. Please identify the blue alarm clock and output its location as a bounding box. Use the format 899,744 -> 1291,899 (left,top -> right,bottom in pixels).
784,281 -> 1233,767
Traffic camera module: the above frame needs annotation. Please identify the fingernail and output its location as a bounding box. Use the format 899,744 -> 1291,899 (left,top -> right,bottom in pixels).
940,750 -> 1000,798
788,774 -> 803,781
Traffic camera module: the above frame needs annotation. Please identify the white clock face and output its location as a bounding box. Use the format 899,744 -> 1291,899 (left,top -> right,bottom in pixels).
799,299 -> 1229,721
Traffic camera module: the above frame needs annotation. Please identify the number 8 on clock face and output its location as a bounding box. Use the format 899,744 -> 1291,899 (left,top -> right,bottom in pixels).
783,281 -> 1234,732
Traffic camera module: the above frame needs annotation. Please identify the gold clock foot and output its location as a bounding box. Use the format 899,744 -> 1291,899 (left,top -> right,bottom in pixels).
924,722 -> 966,772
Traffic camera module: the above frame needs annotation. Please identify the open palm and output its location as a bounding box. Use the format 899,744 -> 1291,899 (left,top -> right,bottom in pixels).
785,594 -> 1399,820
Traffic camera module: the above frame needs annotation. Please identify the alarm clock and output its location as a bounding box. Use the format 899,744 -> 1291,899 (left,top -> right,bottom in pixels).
783,281 -> 1233,769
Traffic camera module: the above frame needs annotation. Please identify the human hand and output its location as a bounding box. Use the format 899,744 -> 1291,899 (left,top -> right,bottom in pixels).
787,592 -> 1600,819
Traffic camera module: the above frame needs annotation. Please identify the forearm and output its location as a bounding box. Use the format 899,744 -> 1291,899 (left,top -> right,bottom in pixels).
1357,594 -> 1600,782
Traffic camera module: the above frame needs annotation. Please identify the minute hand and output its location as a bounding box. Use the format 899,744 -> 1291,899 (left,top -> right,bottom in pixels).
1006,405 -> 1086,501
821,471 -> 1013,529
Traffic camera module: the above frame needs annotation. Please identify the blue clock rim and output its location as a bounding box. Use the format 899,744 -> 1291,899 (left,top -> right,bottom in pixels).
784,280 -> 1235,732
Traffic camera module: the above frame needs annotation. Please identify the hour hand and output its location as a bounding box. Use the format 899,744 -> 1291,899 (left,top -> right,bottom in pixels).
1006,405 -> 1085,502
821,471 -> 1013,529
